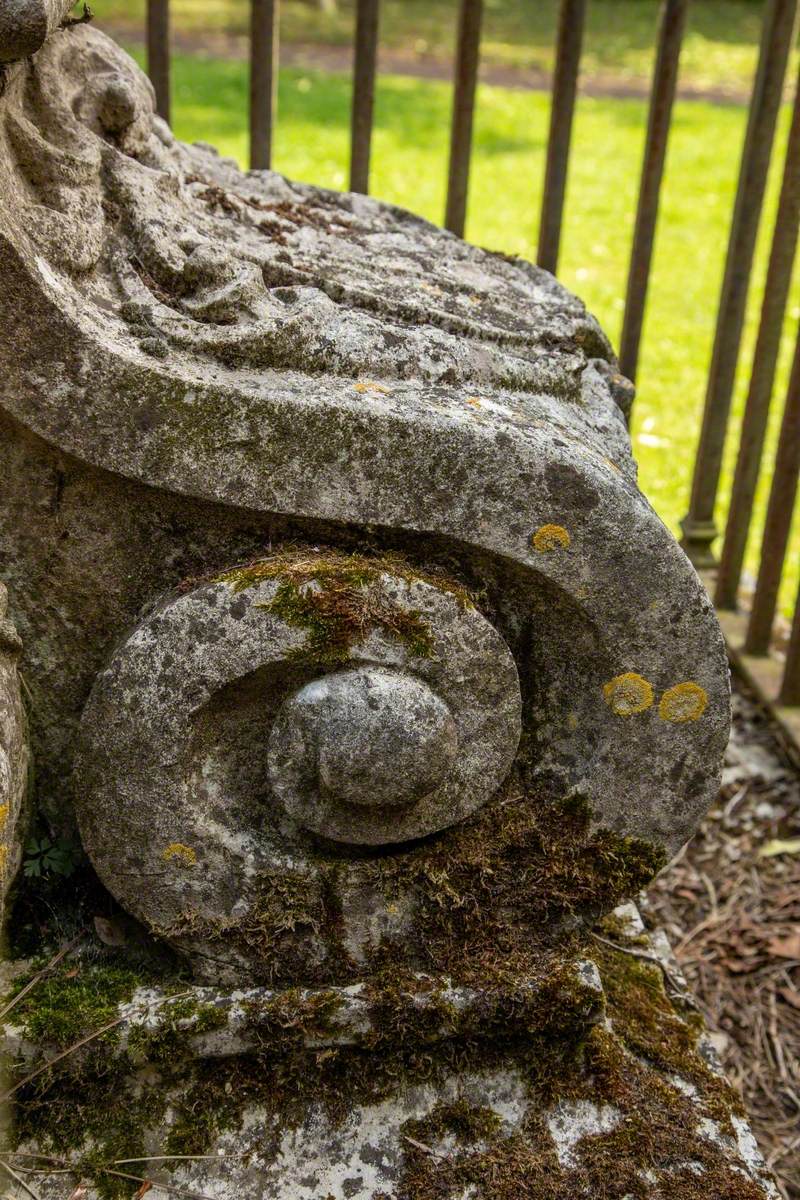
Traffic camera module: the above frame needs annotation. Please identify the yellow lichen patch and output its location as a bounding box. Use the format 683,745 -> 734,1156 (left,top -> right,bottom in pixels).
466,397 -> 483,408
0,803 -> 8,832
603,672 -> 654,716
162,843 -> 197,868
354,380 -> 391,396
658,681 -> 708,723
531,524 -> 571,553
0,844 -> 7,876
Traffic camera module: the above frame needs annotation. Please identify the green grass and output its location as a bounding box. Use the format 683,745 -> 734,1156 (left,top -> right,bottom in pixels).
96,0 -> 795,98
129,48 -> 800,614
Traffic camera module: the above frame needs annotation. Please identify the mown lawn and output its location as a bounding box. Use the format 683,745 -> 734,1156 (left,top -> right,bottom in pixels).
128,48 -> 800,612
100,0 -> 794,98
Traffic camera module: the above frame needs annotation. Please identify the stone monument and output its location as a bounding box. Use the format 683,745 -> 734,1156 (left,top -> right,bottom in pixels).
0,4 -> 780,1197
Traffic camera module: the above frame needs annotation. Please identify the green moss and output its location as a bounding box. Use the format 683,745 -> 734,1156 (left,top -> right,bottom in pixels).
150,781 -> 665,997
156,866 -> 356,987
7,941 -> 757,1200
593,935 -> 745,1129
360,783 -> 666,988
126,995 -> 229,1066
9,961 -> 146,1049
4,957 -> 182,1198
214,547 -> 474,666
152,783 -> 665,995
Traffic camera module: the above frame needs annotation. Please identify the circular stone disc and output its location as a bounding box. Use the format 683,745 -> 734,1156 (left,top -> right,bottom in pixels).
75,563 -> 523,954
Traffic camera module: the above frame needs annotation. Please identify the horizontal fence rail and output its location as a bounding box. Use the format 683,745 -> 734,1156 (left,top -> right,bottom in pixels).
139,0 -> 800,735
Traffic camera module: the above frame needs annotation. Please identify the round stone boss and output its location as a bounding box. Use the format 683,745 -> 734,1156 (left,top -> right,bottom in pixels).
75,562 -> 523,949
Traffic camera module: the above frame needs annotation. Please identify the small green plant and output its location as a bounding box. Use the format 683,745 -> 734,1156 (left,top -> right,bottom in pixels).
23,835 -> 82,879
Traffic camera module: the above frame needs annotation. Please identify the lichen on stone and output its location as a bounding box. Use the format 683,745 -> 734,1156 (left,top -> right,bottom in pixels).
603,671 -> 655,716
161,842 -> 197,867
531,524 -> 571,552
659,681 -> 709,723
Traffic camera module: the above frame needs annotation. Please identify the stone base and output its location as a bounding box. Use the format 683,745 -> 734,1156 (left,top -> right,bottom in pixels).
2,906 -> 778,1200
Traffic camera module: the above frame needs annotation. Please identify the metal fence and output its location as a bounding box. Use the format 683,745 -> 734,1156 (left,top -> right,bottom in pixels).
143,0 -> 800,732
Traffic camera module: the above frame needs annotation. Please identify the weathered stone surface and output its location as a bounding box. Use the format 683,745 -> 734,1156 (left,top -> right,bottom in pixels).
4,958 -> 605,1064
0,583 -> 28,925
0,0 -> 75,63
0,20 -> 728,887
1,906 -> 780,1200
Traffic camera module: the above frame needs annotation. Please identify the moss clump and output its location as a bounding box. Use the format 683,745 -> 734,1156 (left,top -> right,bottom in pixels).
360,784 -> 666,989
6,959 -> 173,1199
593,930 -> 745,1129
126,994 -> 229,1066
404,1098 -> 502,1148
156,867 -> 356,988
9,961 -> 145,1049
361,969 -> 460,1050
241,986 -> 345,1052
215,548 -> 474,666
391,999 -> 761,1200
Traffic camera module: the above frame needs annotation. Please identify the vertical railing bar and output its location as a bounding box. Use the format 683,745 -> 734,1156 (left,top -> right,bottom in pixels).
146,0 -> 170,125
680,0 -> 798,567
619,0 -> 688,390
349,0 -> 380,194
716,64 -> 800,610
743,327 -> 800,655
444,0 -> 484,237
779,577 -> 800,704
537,0 -> 587,275
250,0 -> 279,171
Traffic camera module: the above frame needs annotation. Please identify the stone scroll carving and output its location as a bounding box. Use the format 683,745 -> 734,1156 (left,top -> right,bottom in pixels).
0,14 -> 769,1200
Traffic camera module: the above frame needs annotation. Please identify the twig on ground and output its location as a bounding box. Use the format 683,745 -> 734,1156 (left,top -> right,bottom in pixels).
0,1159 -> 42,1200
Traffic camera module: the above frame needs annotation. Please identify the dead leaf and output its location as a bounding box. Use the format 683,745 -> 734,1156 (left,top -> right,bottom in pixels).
722,957 -> 764,974
93,915 -> 128,947
132,1182 -> 153,1199
767,932 -> 800,960
759,838 -> 800,858
69,1184 -> 89,1200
